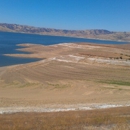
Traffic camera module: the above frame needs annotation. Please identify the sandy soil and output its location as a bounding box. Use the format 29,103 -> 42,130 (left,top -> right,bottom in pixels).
0,43 -> 130,112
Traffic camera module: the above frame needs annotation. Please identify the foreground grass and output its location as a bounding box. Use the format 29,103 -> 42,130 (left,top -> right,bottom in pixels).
0,107 -> 130,130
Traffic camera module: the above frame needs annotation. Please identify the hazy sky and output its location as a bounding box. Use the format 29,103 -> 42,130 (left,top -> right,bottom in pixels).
0,0 -> 130,31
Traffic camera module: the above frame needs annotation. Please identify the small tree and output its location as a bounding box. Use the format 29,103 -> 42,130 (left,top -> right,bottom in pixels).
120,56 -> 122,59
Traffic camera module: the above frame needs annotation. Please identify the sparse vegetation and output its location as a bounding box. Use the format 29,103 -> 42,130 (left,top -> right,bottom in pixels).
47,83 -> 70,89
0,107 -> 129,130
19,83 -> 39,88
100,80 -> 130,86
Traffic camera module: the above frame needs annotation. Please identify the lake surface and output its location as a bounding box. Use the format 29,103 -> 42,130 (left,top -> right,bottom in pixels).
0,31 -> 127,67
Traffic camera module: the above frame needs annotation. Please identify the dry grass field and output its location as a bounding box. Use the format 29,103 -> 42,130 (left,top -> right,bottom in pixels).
0,42 -> 130,129
0,106 -> 130,130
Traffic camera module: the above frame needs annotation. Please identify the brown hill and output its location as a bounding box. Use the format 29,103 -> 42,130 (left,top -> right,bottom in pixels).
0,23 -> 130,41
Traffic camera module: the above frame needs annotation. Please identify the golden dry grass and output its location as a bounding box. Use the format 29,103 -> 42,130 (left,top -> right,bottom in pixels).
0,107 -> 130,130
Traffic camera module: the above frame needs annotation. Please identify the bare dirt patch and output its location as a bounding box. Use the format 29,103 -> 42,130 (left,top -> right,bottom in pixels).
0,43 -> 130,109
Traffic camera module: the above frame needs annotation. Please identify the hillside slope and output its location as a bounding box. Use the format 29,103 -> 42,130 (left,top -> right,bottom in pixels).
0,23 -> 130,41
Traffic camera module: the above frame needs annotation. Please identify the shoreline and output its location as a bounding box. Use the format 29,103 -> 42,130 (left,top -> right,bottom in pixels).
0,103 -> 130,114
1,31 -> 130,43
0,42 -> 130,115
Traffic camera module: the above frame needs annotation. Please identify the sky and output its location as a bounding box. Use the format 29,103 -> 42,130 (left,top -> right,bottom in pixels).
0,0 -> 130,31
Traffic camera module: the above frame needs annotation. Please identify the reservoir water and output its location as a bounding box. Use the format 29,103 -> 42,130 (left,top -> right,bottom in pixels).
0,31 -> 127,67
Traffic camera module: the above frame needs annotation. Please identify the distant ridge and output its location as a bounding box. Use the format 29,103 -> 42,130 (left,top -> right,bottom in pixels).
0,23 -> 130,41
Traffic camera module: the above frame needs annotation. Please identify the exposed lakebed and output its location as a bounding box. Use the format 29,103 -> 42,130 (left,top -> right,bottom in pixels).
0,31 -> 127,67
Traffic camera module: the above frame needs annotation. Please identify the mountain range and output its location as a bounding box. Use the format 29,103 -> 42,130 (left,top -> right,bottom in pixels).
0,23 -> 130,41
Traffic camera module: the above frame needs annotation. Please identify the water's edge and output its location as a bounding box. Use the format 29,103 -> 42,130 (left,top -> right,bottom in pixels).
0,103 -> 130,114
